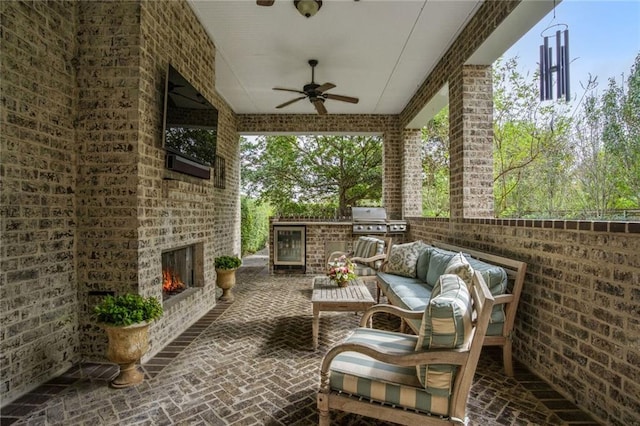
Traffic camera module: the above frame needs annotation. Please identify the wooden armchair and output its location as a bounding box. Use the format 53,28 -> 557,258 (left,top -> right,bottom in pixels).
327,235 -> 392,283
317,271 -> 495,425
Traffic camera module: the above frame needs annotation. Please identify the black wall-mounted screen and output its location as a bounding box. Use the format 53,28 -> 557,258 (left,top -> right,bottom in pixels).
162,65 -> 218,177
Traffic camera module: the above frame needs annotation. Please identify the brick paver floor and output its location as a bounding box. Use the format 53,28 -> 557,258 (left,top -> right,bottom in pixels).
1,250 -> 599,425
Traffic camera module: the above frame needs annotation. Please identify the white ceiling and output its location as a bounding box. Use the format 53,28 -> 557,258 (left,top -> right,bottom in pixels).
188,0 -> 484,115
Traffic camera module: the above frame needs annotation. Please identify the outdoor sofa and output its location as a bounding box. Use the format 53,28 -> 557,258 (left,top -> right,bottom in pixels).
376,241 -> 527,376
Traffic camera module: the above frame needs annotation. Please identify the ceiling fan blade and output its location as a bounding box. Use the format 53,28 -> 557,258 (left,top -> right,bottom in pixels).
273,87 -> 306,95
325,93 -> 359,104
276,96 -> 306,109
313,99 -> 327,115
316,82 -> 336,93
257,0 -> 275,6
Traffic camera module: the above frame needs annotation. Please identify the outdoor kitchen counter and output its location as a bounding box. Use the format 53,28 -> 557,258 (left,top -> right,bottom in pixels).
269,219 -> 407,275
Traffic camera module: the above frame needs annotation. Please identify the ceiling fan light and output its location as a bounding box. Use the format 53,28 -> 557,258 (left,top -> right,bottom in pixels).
294,0 -> 322,18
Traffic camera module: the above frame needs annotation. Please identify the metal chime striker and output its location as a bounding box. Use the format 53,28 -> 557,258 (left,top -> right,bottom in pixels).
539,24 -> 570,102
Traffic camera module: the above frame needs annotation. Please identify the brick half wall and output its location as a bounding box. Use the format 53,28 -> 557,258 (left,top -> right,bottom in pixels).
408,217 -> 640,426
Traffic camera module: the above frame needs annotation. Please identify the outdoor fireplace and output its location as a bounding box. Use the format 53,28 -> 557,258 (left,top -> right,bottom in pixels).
162,245 -> 194,300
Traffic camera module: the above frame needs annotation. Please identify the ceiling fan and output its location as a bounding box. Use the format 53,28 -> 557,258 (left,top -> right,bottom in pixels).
257,1 -> 323,18
273,59 -> 359,115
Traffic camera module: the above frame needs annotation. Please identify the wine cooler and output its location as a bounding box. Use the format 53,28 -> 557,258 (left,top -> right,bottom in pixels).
273,225 -> 306,272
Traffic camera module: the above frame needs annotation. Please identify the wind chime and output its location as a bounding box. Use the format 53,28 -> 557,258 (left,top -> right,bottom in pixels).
539,23 -> 571,102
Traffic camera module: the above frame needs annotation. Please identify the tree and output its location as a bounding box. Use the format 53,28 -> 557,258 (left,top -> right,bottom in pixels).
572,92 -> 621,216
492,57 -> 573,217
241,135 -> 382,216
421,108 -> 450,217
601,54 -> 640,207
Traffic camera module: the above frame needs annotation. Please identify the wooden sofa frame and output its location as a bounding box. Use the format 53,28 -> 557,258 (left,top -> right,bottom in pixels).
378,241 -> 527,377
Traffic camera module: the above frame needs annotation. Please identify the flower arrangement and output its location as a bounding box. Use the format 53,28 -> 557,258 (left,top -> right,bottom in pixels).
327,255 -> 357,287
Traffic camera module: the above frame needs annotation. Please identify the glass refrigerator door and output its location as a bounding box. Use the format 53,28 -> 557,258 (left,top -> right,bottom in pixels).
274,226 -> 305,266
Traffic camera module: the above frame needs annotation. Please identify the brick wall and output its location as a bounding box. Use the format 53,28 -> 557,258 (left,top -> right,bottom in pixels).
75,0 -> 144,360
408,217 -> 640,426
1,0 -> 80,402
1,0 -> 240,404
401,129 -> 422,217
75,0 -> 240,362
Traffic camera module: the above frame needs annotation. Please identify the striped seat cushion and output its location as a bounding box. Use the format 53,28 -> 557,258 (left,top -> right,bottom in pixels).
415,274 -> 472,388
329,328 -> 452,416
353,262 -> 377,277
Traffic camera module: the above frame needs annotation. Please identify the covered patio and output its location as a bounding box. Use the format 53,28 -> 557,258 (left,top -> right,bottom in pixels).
1,0 -> 638,425
1,253 -> 599,425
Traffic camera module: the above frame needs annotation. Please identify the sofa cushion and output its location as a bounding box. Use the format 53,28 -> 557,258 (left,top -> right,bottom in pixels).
415,274 -> 472,388
444,252 -> 474,290
425,248 -> 456,288
415,246 -> 433,283
464,256 -> 508,331
377,272 -> 432,311
329,328 -> 452,416
386,241 -> 428,278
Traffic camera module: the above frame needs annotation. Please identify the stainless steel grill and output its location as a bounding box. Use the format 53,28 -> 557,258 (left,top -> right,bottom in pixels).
351,207 -> 407,234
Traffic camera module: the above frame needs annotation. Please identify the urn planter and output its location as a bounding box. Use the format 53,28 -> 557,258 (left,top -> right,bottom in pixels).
93,294 -> 163,389
215,268 -> 238,301
214,255 -> 242,302
103,322 -> 150,388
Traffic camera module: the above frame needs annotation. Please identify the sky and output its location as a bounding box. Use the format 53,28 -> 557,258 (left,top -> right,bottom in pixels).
504,0 -> 640,103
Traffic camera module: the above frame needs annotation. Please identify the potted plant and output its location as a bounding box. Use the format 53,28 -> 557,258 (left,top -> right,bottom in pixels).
94,293 -> 163,388
214,255 -> 242,301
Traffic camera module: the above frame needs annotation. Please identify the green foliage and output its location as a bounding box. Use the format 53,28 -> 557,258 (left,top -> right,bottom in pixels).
492,57 -> 574,217
600,53 -> 640,206
241,196 -> 271,255
94,294 -> 163,327
421,108 -> 450,217
241,135 -> 382,217
214,255 -> 242,270
165,127 -> 217,166
420,55 -> 639,220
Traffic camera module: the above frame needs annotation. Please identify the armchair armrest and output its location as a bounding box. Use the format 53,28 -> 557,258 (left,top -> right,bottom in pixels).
360,304 -> 423,327
350,253 -> 387,264
327,250 -> 353,263
493,294 -> 514,305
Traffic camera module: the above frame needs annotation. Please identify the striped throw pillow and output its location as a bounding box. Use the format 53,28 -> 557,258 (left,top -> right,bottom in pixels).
415,274 -> 473,388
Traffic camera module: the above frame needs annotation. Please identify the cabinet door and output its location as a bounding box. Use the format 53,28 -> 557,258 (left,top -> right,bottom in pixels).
274,226 -> 306,265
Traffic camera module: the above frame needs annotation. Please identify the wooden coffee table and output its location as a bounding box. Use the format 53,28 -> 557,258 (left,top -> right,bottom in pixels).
311,276 -> 375,350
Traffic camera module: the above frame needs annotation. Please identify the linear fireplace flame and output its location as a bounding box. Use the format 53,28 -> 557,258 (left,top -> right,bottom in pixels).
163,268 -> 186,293
162,245 -> 194,300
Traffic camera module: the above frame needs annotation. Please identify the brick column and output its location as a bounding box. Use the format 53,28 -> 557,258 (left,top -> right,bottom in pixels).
449,65 -> 494,220
382,118 -> 402,219
402,129 -> 423,217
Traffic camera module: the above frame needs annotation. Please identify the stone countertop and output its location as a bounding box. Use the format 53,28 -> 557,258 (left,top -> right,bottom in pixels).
271,221 -> 352,226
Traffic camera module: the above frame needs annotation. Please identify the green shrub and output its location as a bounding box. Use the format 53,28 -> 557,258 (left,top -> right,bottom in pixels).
94,294 -> 163,327
241,196 -> 271,255
214,255 -> 242,270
